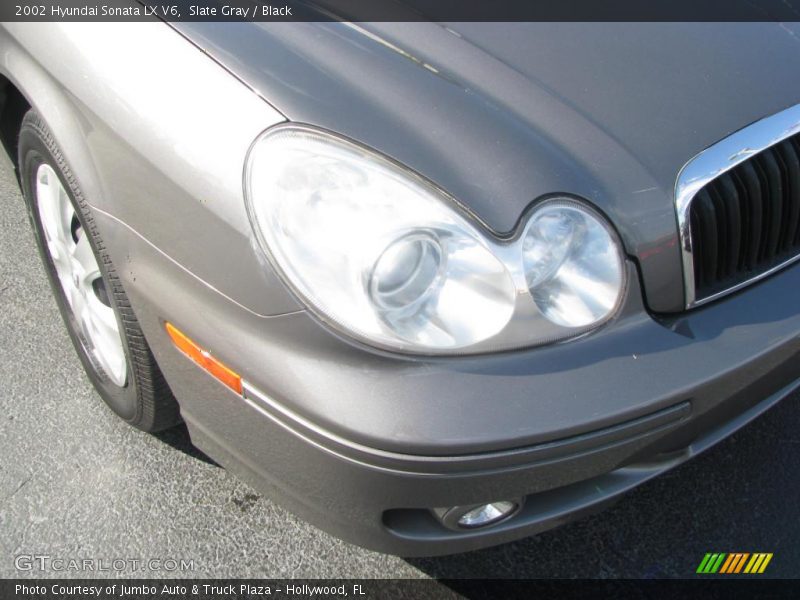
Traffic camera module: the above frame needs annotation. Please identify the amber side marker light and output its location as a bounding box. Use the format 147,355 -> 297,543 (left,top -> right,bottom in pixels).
165,322 -> 243,394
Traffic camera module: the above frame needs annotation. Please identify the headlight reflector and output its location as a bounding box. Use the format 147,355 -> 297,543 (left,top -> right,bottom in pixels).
245,125 -> 626,354
522,202 -> 624,328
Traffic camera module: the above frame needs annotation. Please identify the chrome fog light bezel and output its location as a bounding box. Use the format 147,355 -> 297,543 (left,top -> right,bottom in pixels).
433,498 -> 524,531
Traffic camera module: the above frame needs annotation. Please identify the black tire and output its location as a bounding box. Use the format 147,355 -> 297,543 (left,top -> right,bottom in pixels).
18,109 -> 181,432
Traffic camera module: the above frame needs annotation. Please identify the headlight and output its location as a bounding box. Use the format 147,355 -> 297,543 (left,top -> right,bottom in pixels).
521,201 -> 625,328
245,125 -> 626,354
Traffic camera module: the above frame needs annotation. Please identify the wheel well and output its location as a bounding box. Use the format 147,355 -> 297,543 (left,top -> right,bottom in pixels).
0,74 -> 31,175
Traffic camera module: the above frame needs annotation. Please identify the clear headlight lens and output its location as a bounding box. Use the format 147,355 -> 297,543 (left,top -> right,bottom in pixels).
245,126 -> 626,354
522,202 -> 624,328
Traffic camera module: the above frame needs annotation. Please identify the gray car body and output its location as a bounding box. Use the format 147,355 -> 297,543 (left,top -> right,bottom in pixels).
1,21 -> 799,555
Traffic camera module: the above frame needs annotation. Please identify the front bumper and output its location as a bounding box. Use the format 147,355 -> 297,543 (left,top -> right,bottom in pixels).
97,210 -> 800,556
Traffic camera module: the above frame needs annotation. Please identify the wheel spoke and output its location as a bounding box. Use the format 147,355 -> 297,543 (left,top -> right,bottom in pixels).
69,285 -> 89,334
36,167 -> 59,242
86,293 -> 126,385
57,186 -> 76,242
72,229 -> 100,285
37,165 -> 74,247
88,292 -> 120,338
48,237 -> 72,273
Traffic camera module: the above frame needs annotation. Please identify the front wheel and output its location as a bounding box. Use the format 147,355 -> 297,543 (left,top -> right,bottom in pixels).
18,109 -> 181,432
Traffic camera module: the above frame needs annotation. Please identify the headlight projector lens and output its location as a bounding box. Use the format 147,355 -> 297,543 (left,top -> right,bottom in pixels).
369,233 -> 444,311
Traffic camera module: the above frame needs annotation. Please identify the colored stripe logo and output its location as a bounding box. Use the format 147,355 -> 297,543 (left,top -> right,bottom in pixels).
696,552 -> 773,574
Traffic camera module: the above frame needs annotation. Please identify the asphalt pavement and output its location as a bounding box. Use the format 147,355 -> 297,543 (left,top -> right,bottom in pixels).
0,148 -> 798,581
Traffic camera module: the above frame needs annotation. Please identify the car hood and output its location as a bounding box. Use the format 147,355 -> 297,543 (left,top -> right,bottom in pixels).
174,21 -> 800,311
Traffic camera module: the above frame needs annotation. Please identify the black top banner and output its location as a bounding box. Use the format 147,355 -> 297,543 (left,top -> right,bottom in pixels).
2,0 -> 800,22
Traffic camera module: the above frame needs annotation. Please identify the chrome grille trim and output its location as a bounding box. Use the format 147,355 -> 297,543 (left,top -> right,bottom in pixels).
676,102 -> 800,309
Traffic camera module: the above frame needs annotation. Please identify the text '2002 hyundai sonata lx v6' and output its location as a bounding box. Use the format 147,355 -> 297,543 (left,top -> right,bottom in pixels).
1,20 -> 799,555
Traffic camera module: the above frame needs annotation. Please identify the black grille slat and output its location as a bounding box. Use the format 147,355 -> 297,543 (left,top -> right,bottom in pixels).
777,141 -> 800,251
792,136 -> 800,245
757,151 -> 783,262
689,205 -> 705,288
715,174 -> 742,277
689,133 -> 800,301
750,156 -> 773,262
693,189 -> 719,290
733,162 -> 763,271
705,184 -> 727,280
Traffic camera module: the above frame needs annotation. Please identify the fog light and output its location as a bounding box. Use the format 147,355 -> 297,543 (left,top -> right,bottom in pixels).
457,501 -> 519,529
433,498 -> 523,531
